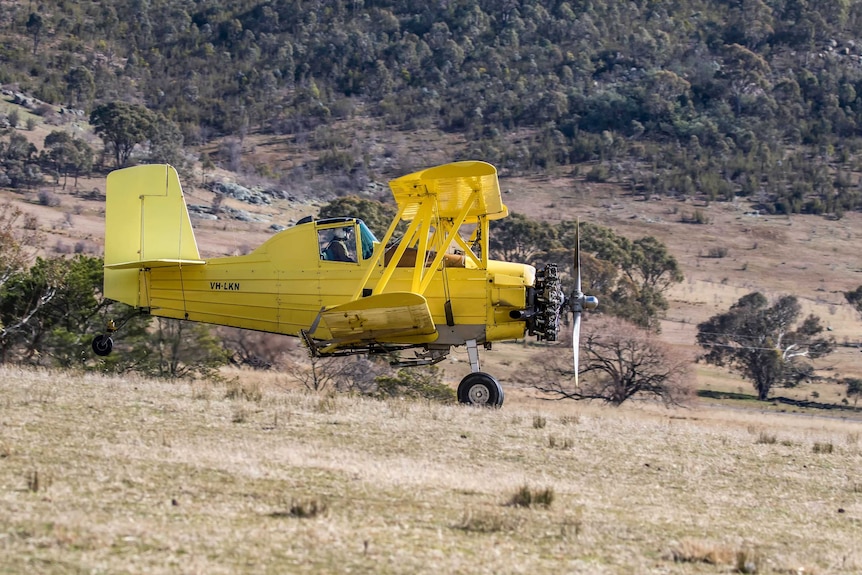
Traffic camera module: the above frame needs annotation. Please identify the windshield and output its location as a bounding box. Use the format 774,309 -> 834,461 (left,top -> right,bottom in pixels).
358,220 -> 377,260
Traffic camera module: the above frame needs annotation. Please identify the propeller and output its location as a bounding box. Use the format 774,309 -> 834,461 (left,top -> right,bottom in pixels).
571,220 -> 598,386
572,222 -> 583,386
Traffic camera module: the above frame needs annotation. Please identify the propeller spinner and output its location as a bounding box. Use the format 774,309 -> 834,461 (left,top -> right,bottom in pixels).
571,221 -> 598,386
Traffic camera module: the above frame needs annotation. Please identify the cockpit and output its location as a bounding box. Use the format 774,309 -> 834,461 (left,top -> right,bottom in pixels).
307,218 -> 377,263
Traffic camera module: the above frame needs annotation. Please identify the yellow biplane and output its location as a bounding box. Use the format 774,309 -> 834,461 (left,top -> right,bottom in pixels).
94,161 -> 597,406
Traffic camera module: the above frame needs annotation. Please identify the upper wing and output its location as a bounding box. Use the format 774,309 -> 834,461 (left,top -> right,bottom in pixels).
388,160 -> 508,223
319,292 -> 438,346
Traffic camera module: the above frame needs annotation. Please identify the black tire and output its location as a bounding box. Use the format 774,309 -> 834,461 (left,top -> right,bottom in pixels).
457,372 -> 504,408
92,334 -> 113,357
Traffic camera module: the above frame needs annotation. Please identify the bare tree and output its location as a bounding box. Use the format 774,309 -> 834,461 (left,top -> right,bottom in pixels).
217,326 -> 297,370
0,205 -> 52,361
335,356 -> 390,394
290,345 -> 350,393
286,344 -> 411,395
0,202 -> 40,290
527,316 -> 694,406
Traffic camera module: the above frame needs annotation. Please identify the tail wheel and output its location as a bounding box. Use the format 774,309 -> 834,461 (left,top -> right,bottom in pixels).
457,372 -> 504,408
92,334 -> 113,357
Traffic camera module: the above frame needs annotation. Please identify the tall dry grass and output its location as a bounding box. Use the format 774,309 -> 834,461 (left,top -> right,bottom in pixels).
1,365 -> 860,574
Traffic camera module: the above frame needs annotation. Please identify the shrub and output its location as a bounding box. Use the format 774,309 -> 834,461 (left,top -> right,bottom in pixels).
37,189 -> 60,207
269,498 -> 328,519
455,509 -> 518,533
681,209 -> 710,224
373,367 -> 455,403
755,431 -> 777,445
288,498 -> 327,518
584,164 -> 609,182
507,485 -> 554,509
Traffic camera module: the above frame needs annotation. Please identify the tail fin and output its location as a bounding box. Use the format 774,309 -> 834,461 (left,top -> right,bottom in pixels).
104,164 -> 204,306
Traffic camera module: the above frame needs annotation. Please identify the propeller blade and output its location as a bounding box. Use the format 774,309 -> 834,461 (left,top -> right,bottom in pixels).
574,219 -> 582,297
572,311 -> 581,387
572,218 -> 583,386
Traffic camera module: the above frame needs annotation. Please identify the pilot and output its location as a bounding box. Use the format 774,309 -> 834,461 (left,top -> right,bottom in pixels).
324,228 -> 354,262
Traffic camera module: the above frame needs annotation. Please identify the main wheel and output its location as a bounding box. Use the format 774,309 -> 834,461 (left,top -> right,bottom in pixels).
457,372 -> 504,408
92,334 -> 113,357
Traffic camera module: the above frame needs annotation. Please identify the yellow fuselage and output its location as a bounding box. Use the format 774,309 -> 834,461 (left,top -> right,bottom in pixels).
139,220 -> 533,347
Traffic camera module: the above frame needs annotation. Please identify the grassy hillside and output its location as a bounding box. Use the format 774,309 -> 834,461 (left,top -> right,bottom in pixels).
2,366 -> 861,574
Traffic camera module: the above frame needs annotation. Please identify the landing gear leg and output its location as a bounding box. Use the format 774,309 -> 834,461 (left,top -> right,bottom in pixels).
457,339 -> 504,408
465,338 -> 480,374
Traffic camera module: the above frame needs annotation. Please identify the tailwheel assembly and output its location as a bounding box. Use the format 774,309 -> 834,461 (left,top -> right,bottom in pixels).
91,319 -> 117,357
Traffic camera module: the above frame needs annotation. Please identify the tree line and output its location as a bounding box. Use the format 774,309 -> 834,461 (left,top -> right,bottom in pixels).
3,1 -> 862,216
0,101 -> 190,193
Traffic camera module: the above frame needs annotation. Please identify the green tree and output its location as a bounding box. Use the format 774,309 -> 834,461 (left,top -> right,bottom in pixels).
69,139 -> 94,186
42,131 -> 92,189
560,221 -> 683,330
318,196 -> 397,238
146,114 -> 187,171
489,211 -> 557,264
726,0 -> 775,49
36,256 -> 112,367
26,12 -> 43,55
144,319 -> 229,379
94,316 -> 229,380
0,257 -> 63,362
373,365 -> 455,402
1,132 -> 36,162
696,293 -> 834,400
90,102 -> 157,169
721,43 -> 771,116
0,256 -> 117,365
64,66 -> 96,109
844,285 -> 862,319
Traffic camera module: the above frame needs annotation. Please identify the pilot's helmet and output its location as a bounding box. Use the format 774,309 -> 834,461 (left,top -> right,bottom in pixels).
333,228 -> 348,240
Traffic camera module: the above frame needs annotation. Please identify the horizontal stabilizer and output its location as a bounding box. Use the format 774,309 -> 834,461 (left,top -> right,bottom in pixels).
105,258 -> 207,270
321,292 -> 437,345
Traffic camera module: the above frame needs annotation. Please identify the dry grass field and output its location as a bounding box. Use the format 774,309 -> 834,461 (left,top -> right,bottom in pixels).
2,366 -> 861,574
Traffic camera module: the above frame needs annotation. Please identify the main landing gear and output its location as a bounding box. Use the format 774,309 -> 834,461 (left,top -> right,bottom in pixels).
456,339 -> 504,408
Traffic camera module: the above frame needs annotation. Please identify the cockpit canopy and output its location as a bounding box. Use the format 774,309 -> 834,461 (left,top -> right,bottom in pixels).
301,217 -> 378,262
